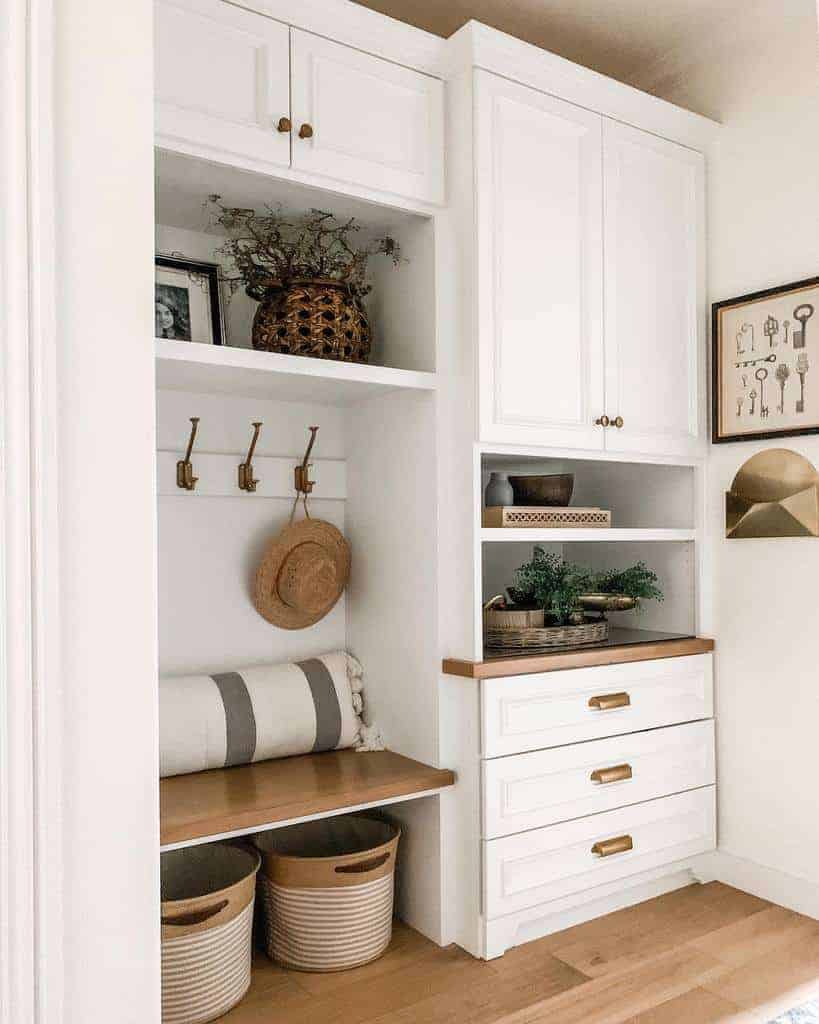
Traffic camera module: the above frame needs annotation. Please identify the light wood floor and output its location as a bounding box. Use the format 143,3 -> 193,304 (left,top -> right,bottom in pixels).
220,883 -> 819,1023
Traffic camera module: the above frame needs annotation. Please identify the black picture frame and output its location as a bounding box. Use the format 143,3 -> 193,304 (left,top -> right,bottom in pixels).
712,275 -> 819,444
155,254 -> 224,346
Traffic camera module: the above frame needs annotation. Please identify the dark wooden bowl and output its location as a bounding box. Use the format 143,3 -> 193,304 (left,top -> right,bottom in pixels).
509,473 -> 574,507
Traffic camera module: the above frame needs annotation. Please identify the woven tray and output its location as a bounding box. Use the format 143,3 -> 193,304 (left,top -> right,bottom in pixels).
482,506 -> 612,529
484,620 -> 609,651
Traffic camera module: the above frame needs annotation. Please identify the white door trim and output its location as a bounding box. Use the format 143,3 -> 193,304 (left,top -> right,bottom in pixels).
1,2 -> 63,1021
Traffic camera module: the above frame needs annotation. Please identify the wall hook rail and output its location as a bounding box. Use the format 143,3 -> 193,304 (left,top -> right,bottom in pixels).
176,417 -> 200,491
238,421 -> 263,492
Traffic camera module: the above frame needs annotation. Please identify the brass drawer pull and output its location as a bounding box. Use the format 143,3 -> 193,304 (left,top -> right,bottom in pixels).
276,116 -> 292,133
588,692 -> 631,711
298,122 -> 314,139
612,415 -> 624,428
590,763 -> 633,785
595,415 -> 610,427
592,834 -> 633,858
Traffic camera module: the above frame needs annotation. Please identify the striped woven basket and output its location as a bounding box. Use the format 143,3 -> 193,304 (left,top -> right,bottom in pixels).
161,843 -> 260,1024
255,816 -> 400,973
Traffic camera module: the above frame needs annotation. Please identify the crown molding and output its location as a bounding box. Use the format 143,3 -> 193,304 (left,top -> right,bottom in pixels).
226,0 -> 448,76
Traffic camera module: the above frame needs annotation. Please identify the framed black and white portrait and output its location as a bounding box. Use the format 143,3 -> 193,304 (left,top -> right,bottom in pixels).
155,255 -> 224,345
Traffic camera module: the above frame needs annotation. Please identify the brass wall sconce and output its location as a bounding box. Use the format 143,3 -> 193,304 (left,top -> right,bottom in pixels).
238,421 -> 263,492
176,417 -> 200,491
726,448 -> 819,537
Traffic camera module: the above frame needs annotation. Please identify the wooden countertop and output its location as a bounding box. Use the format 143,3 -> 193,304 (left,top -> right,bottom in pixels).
160,749 -> 456,849
443,629 -> 714,680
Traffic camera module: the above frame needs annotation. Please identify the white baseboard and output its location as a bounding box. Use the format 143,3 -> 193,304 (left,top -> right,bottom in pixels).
692,850 -> 819,921
483,862 -> 697,959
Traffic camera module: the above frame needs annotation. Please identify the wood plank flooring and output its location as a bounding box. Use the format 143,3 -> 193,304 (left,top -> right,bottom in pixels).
218,883 -> 819,1024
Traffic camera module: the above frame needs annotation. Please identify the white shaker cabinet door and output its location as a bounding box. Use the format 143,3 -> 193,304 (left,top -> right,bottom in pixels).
603,121 -> 705,456
155,0 -> 291,170
290,30 -> 444,204
475,71 -> 605,450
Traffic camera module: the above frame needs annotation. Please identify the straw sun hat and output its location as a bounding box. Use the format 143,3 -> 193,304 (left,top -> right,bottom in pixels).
254,517 -> 351,630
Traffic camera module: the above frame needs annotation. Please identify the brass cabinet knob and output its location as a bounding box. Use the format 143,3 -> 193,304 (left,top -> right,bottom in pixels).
592,834 -> 634,858
588,691 -> 631,711
612,415 -> 624,428
276,116 -> 292,133
595,415 -> 610,427
590,763 -> 633,785
298,123 -> 314,139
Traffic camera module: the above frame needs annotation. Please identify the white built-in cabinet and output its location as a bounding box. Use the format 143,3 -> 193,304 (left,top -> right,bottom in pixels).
154,0 -> 445,204
475,73 -> 605,451
602,121 -> 704,456
155,0 -> 292,169
475,70 -> 705,457
289,31 -> 444,203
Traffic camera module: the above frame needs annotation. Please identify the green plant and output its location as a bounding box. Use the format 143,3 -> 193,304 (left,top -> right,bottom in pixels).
509,547 -> 593,626
208,196 -> 403,301
508,552 -> 663,624
592,562 -> 664,604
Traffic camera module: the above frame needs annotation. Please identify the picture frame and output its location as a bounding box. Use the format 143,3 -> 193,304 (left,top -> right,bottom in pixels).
155,254 -> 224,345
712,276 -> 819,443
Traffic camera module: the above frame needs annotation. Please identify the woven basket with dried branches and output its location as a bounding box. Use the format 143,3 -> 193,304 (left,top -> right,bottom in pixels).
209,198 -> 403,363
253,279 -> 371,362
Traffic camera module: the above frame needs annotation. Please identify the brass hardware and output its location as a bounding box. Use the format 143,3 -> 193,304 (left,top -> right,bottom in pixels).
595,415 -> 610,427
238,422 -> 263,492
298,123 -> 314,139
590,763 -> 633,785
588,692 -> 631,711
294,425 -> 319,496
612,416 -> 624,428
276,116 -> 292,133
591,834 -> 633,858
176,417 -> 200,491
726,448 -> 819,538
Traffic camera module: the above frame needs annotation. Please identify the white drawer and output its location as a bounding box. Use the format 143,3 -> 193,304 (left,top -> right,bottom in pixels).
484,786 -> 715,920
481,654 -> 712,758
483,720 -> 714,838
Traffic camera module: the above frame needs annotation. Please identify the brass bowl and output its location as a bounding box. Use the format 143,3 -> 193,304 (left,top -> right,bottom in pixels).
577,593 -> 637,613
509,473 -> 574,507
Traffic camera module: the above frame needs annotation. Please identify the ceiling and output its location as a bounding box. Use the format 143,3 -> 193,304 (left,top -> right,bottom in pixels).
350,0 -> 800,113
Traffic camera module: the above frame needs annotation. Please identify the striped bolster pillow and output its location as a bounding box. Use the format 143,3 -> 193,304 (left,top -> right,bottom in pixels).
159,651 -> 363,778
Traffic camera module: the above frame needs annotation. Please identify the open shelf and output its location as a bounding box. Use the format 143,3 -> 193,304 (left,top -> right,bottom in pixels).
480,454 -> 698,531
155,339 -> 437,405
443,630 -> 714,679
481,527 -> 695,543
160,749 -> 455,850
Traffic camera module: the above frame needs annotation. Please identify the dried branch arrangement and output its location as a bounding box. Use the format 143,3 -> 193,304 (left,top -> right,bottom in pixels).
208,196 -> 403,302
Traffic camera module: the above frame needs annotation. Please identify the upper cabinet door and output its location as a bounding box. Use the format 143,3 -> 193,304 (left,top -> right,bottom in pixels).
155,0 -> 290,170
475,72 -> 605,450
603,121 -> 705,456
290,30 -> 444,204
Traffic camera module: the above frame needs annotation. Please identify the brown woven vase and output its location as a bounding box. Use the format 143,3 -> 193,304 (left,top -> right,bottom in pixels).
252,279 -> 371,363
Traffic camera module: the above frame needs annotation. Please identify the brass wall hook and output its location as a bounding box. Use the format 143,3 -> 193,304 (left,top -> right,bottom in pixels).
176,417 -> 200,491
238,422 -> 263,492
294,426 -> 319,495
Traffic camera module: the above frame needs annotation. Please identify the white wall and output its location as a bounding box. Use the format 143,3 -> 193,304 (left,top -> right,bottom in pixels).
156,389 -> 348,674
642,5 -> 819,888
54,0 -> 160,1020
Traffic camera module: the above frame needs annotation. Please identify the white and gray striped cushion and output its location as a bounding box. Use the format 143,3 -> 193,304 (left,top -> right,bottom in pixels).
159,651 -> 362,778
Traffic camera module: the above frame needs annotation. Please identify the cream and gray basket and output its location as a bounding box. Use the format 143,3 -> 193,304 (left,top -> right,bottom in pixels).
255,815 -> 401,972
160,843 -> 260,1024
